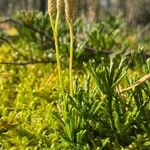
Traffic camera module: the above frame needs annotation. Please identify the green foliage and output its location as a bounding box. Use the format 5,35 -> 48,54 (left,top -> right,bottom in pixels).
0,11 -> 150,149
52,56 -> 150,149
85,15 -> 126,51
0,51 -> 150,149
14,11 -> 53,50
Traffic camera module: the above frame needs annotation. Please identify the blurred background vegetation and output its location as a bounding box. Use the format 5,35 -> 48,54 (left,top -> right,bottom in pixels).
0,0 -> 150,25
0,0 -> 150,65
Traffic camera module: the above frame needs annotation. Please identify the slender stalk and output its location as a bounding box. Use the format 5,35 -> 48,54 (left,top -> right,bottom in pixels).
54,12 -> 65,98
49,11 -> 64,99
64,0 -> 75,96
49,15 -> 55,33
69,24 -> 74,96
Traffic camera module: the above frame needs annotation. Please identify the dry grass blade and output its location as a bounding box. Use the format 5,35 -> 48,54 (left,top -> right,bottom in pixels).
120,73 -> 150,94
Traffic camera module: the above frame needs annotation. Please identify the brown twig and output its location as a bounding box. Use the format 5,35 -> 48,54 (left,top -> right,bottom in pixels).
0,60 -> 56,66
120,73 -> 150,94
0,37 -> 28,59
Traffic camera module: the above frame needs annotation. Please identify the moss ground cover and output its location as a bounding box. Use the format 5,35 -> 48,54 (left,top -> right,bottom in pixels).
0,8 -> 150,150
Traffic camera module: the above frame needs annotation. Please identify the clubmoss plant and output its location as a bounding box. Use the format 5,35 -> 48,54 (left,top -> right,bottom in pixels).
64,0 -> 75,96
48,0 -> 64,98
